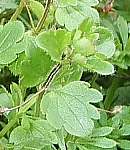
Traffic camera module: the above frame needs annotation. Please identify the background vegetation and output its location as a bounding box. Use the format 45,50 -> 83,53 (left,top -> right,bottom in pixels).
0,0 -> 130,149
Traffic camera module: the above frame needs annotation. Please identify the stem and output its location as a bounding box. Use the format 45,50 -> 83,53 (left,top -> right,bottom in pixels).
0,64 -> 61,138
25,3 -> 35,30
35,0 -> 52,34
34,93 -> 43,117
10,0 -> 25,21
0,116 -> 18,138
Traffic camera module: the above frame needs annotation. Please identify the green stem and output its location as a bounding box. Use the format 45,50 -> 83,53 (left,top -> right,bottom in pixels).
34,93 -> 43,117
10,0 -> 25,21
0,116 -> 18,138
25,3 -> 35,30
35,0 -> 52,34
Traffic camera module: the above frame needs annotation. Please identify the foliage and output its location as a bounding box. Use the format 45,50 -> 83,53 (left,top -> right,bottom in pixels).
0,0 -> 130,150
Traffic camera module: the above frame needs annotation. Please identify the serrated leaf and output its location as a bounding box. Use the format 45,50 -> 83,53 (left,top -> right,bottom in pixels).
85,56 -> 114,75
36,29 -> 71,61
92,127 -> 113,137
41,81 -> 103,137
0,21 -> 25,64
9,119 -> 58,149
21,48 -> 53,87
55,1 -> 99,31
9,52 -> 26,76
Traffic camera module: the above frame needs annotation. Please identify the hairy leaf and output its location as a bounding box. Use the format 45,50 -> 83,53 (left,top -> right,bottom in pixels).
9,119 -> 58,149
36,29 -> 71,61
95,27 -> 115,58
41,81 -> 103,137
92,127 -> 113,137
86,56 -> 114,75
21,48 -> 53,87
0,21 -> 25,64
55,1 -> 99,31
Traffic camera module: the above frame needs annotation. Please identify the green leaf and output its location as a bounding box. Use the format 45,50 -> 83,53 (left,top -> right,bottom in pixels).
96,40 -> 115,58
117,16 -> 128,48
74,37 -> 95,56
10,83 -> 23,107
76,137 -> 116,149
92,127 -> 113,137
51,64 -> 83,88
85,56 -> 114,75
9,52 -> 25,76
43,145 -> 52,150
0,93 -> 12,108
29,0 -> 45,20
57,0 -> 78,7
0,0 -> 17,13
89,137 -> 117,149
21,48 -> 53,87
77,144 -> 101,150
36,29 -> 71,61
0,25 -> 3,33
9,119 -> 58,149
55,1 -> 99,31
0,21 -> 25,64
79,19 -> 94,34
95,27 -> 115,58
21,115 -> 31,130
56,129 -> 66,150
67,142 -> 76,150
120,124 -> 130,136
118,140 -> 130,150
0,86 -> 12,108
0,137 -> 8,150
41,81 -> 103,137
